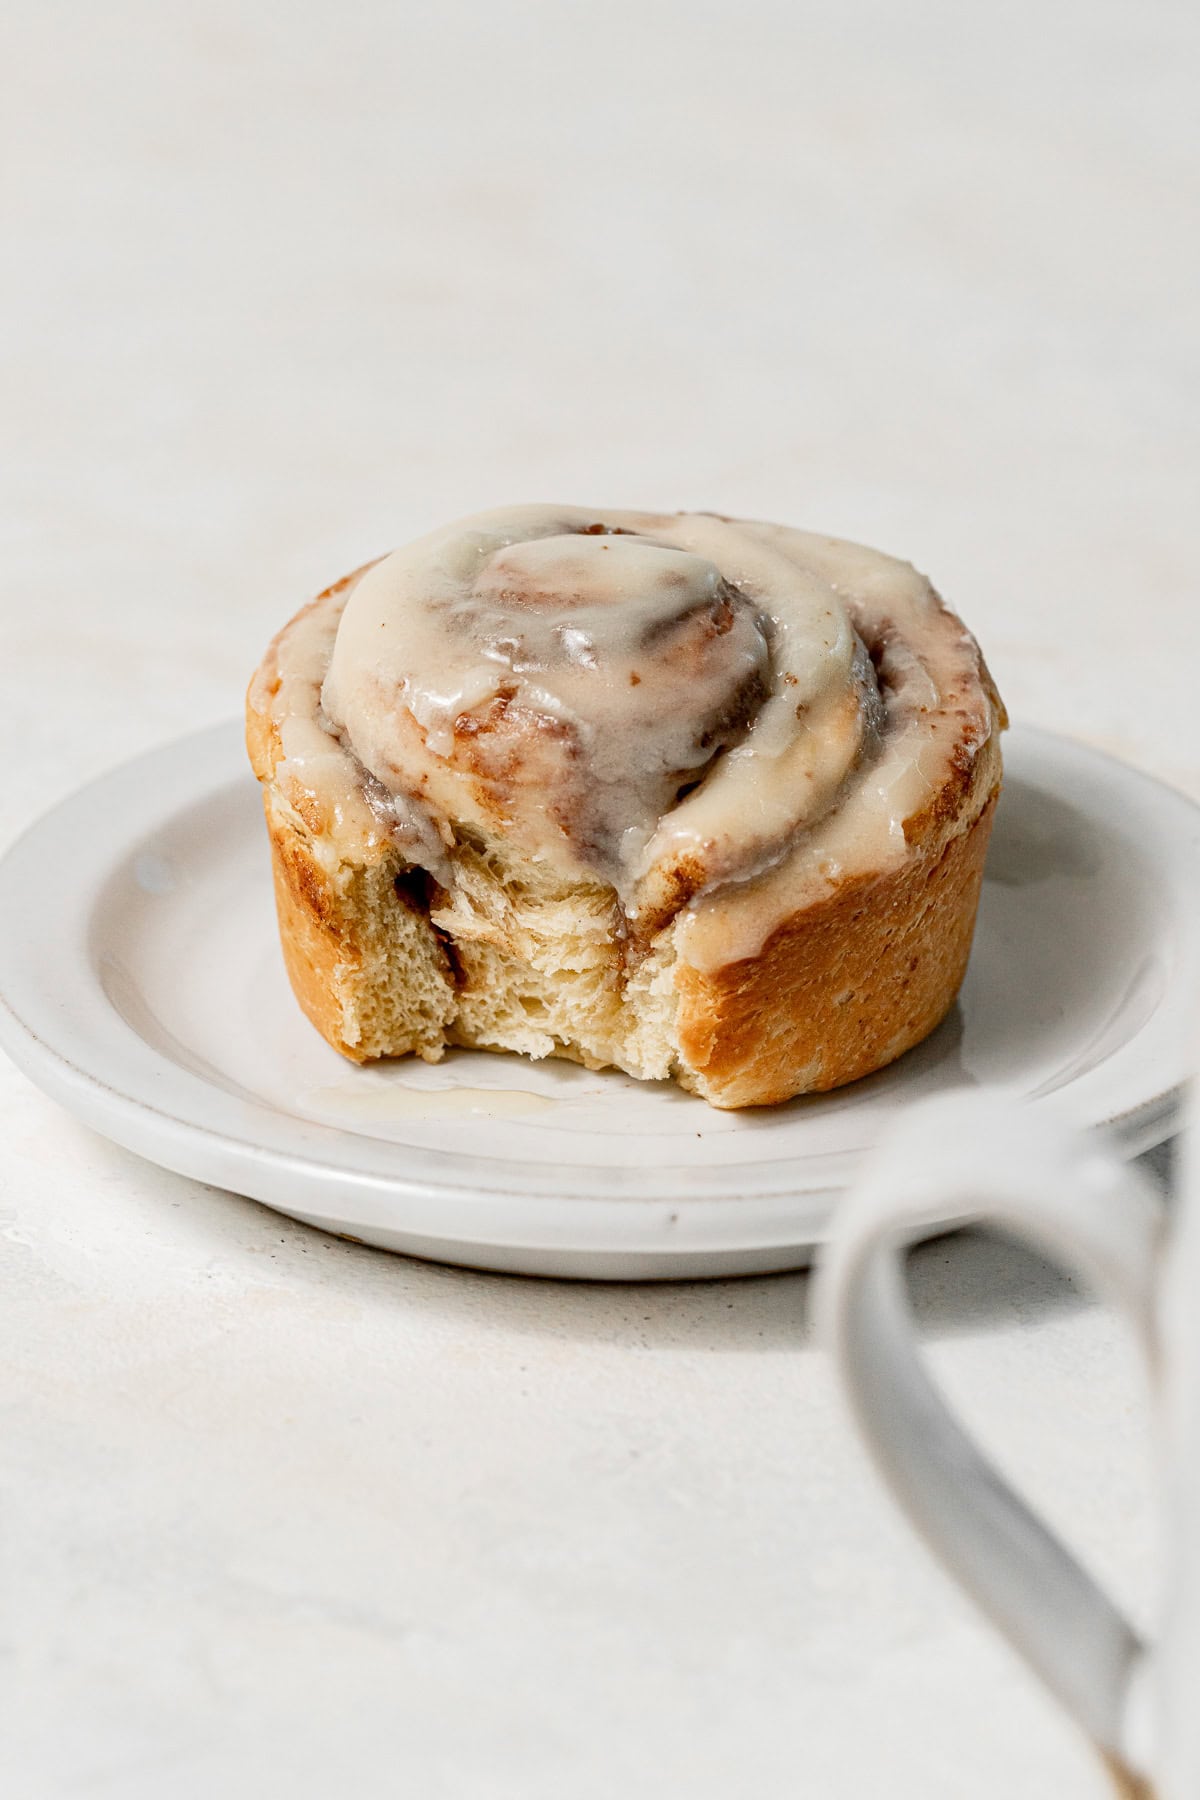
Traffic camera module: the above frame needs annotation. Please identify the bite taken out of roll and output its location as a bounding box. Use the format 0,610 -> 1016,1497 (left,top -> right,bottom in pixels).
246,506 -> 1005,1108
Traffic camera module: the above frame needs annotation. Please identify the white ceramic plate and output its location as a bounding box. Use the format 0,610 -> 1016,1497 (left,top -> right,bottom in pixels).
0,724 -> 1195,1278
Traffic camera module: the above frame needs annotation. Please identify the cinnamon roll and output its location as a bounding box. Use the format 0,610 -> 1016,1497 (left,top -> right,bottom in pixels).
246,506 -> 1005,1107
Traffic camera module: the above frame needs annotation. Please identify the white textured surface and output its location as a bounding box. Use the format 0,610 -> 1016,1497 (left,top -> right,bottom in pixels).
1,2 -> 1194,1794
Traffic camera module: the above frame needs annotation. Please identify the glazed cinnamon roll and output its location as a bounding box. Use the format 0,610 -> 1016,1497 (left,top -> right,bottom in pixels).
246,506 -> 1005,1107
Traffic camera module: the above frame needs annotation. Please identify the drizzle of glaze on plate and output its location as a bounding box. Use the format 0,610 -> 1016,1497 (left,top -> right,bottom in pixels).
302,1081 -> 559,1122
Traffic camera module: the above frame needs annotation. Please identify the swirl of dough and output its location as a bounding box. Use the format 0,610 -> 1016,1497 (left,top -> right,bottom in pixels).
320,504 -> 887,924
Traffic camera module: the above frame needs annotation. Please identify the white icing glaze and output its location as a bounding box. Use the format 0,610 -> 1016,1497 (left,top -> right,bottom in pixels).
247,583 -> 382,864
253,507 -> 998,970
322,506 -> 892,915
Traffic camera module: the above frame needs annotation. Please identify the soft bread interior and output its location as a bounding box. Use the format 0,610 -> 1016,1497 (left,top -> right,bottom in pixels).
431,840 -> 680,1079
269,792 -> 682,1081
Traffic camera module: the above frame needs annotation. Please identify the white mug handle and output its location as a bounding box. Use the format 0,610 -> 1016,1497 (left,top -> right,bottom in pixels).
818,1092 -> 1166,1781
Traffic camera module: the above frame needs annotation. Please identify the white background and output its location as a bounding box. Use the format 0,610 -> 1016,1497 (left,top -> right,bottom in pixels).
1,3 -> 1195,1794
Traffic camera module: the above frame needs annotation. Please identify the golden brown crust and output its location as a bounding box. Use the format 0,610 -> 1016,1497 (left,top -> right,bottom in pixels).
672,738 -> 1001,1106
247,630 -> 375,1059
248,585 -> 455,1064
260,793 -> 368,1060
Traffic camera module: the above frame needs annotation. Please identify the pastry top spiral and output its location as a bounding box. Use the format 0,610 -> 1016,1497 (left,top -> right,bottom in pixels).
255,505 -> 1002,968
